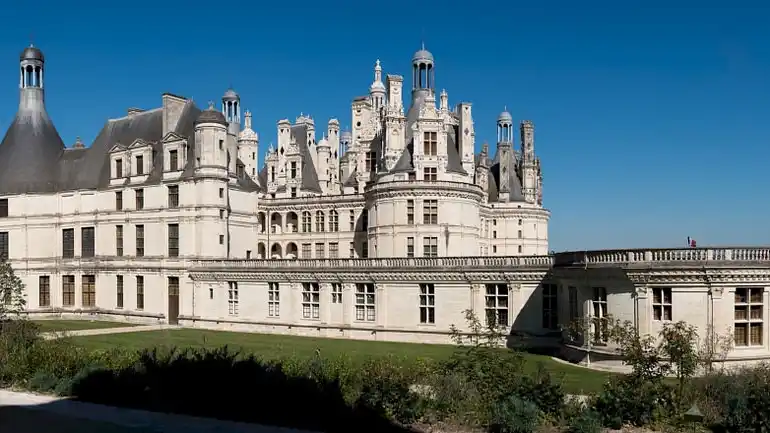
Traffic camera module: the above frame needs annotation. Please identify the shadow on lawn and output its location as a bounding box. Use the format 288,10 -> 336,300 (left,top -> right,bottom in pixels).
63,346 -> 416,433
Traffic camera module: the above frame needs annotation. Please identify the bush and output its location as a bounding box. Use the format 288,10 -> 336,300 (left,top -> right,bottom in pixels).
355,357 -> 426,425
692,363 -> 770,433
593,375 -> 676,429
567,409 -> 602,433
488,395 -> 540,433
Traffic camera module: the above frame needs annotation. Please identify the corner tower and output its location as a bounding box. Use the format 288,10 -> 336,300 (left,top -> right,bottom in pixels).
0,45 -> 65,194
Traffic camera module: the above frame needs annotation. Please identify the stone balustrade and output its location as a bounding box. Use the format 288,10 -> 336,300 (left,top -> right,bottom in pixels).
193,247 -> 770,271
553,247 -> 770,268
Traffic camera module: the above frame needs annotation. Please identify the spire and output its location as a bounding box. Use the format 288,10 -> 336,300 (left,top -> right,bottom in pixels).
244,110 -> 252,129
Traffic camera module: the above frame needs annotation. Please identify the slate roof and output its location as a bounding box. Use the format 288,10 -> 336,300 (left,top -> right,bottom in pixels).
484,145 -> 524,203
0,96 -> 259,195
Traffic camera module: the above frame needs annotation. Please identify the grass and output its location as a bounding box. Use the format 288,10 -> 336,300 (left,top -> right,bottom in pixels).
32,320 -> 138,333
70,328 -> 615,394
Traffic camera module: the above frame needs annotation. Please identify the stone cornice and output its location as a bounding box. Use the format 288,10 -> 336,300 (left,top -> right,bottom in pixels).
258,194 -> 365,212
365,180 -> 484,202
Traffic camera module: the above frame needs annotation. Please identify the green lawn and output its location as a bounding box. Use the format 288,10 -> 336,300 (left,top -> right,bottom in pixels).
71,329 -> 614,394
32,319 -> 137,333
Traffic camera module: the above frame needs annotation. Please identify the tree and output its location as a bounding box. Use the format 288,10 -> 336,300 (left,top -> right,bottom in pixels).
658,321 -> 699,403
0,259 -> 26,322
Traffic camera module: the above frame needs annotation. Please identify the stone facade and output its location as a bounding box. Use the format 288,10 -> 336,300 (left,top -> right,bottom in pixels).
0,45 -> 548,327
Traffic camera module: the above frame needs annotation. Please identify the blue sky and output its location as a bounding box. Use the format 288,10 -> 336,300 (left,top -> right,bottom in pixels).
0,1 -> 768,251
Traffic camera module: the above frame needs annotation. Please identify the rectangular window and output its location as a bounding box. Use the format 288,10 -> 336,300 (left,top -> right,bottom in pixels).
0,199 -> 6,218
219,139 -> 224,150
316,212 -> 325,232
82,275 -> 96,307
228,281 -> 239,315
62,228 -> 74,258
423,237 -> 438,257
652,287 -> 673,321
268,282 -> 280,317
236,164 -> 244,179
136,225 -> 145,257
568,286 -> 578,321
423,167 -> 437,182
219,235 -> 224,245
116,225 -> 123,257
361,242 -> 368,258
485,283 -> 509,327
329,242 -> 339,258
290,187 -> 297,198
355,283 -> 376,322
419,283 -> 435,324
115,159 -> 123,178
290,161 -> 297,179
592,287 -> 608,343
407,199 -> 414,224
423,131 -> 437,156
168,224 -> 179,257
302,243 -> 311,258
81,227 -> 95,258
116,275 -> 124,309
735,287 -> 764,347
135,155 -> 144,175
349,242 -> 355,258
62,275 -> 75,307
407,237 -> 415,258
331,283 -> 343,304
0,231 -> 8,260
366,151 -> 377,172
135,189 -> 144,210
115,191 -> 123,210
38,276 -> 50,308
329,211 -> 339,232
302,212 -> 312,233
219,188 -> 224,198
542,283 -> 559,330
169,149 -> 178,171
423,199 -> 438,224
349,210 -> 355,231
302,282 -> 320,319
136,276 -> 144,310
168,185 -> 179,208
315,243 -> 325,259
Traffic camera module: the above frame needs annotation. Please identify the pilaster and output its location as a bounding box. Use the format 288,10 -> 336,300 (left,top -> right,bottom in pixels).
321,283 -> 331,324
289,282 -> 300,322
634,285 -> 650,336
376,283 -> 387,326
342,283 -> 354,326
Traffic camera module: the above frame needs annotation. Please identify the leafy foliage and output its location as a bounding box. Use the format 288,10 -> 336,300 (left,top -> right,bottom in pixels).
488,395 -> 541,433
0,259 -> 26,321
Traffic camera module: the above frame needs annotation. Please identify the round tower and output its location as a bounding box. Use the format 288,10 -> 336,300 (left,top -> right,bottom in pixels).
194,102 -> 228,173
369,60 -> 386,111
19,45 -> 46,111
238,110 -> 259,179
497,109 -> 513,144
412,44 -> 434,93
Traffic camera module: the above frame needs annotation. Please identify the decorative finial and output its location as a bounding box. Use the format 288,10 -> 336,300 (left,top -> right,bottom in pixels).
29,33 -> 34,48
504,105 -> 507,111
207,101 -> 215,110
375,59 -> 381,68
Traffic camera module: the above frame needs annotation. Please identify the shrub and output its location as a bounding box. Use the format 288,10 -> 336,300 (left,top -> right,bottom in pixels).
567,409 -> 602,433
593,375 -> 675,429
692,363 -> 770,433
488,395 -> 540,433
355,357 -> 426,425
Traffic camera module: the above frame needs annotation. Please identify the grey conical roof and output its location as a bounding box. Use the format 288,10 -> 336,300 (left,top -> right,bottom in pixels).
0,91 -> 65,194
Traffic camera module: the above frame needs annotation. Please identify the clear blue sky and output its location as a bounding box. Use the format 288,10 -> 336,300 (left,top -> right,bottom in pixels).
0,1 -> 768,251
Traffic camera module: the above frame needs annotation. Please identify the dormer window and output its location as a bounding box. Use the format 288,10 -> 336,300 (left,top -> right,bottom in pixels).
169,150 -> 178,171
290,162 -> 297,179
423,131 -> 437,156
271,167 -> 276,182
115,159 -> 123,178
136,155 -> 144,175
236,164 -> 244,179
